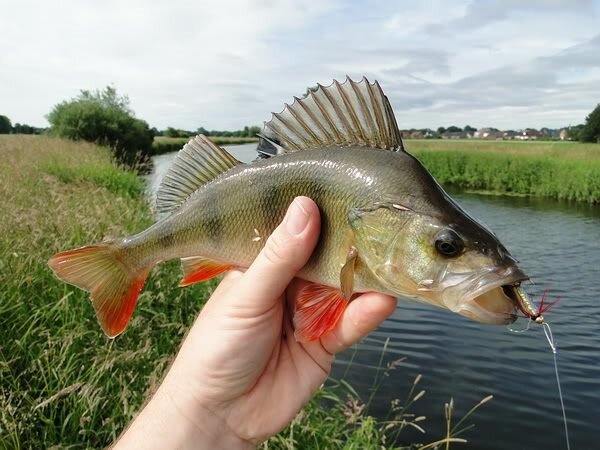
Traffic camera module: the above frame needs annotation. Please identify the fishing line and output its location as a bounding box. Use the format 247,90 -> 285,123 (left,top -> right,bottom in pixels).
542,322 -> 571,450
507,320 -> 571,450
506,317 -> 532,333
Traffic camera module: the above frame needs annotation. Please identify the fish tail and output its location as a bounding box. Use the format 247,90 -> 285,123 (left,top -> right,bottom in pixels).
48,241 -> 150,338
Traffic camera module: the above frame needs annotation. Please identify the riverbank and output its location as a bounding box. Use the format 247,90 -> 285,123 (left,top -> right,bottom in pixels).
406,139 -> 600,203
1,135 -> 471,448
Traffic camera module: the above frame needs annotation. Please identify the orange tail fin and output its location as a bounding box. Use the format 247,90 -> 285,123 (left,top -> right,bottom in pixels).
48,242 -> 149,337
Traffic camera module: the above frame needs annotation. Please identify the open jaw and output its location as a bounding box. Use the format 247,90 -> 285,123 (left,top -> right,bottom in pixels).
452,269 -> 529,325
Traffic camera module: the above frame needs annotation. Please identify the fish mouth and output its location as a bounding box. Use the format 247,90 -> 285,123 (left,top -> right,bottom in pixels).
449,267 -> 529,325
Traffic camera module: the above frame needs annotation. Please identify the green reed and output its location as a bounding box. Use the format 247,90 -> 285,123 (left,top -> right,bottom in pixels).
413,150 -> 600,203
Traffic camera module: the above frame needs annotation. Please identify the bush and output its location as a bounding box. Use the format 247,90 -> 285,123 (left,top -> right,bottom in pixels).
0,115 -> 11,134
580,103 -> 600,143
46,87 -> 153,167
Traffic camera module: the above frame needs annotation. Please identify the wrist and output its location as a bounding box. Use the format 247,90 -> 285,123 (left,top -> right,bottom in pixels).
115,377 -> 253,450
162,381 -> 254,450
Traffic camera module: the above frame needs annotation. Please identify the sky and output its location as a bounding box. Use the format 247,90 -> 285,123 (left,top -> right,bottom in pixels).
1,0 -> 599,131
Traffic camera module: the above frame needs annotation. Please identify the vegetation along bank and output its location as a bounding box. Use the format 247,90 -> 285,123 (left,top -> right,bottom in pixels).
408,139 -> 600,203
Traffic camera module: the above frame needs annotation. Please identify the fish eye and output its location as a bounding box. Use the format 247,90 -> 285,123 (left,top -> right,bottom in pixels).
434,229 -> 464,257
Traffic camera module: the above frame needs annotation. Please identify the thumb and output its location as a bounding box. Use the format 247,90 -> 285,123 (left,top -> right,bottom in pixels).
233,196 -> 321,312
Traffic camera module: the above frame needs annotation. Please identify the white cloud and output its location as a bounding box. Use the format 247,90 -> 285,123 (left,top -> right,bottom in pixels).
1,0 -> 599,130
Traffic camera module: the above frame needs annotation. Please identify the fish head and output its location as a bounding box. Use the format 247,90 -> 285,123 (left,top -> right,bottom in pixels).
350,201 -> 528,324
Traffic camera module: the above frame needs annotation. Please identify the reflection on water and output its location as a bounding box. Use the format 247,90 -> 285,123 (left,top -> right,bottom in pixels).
148,145 -> 600,450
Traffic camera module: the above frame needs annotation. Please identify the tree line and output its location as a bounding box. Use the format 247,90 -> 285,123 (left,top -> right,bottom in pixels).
0,115 -> 44,135
157,125 -> 261,139
2,86 -> 599,168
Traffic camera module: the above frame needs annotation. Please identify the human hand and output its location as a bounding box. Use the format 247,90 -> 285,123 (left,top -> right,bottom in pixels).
115,197 -> 397,449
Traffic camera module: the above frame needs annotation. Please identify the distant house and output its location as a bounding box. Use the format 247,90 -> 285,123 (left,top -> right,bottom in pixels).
441,131 -> 469,139
484,131 -> 503,140
559,128 -> 568,140
515,129 -> 541,140
502,130 -> 517,140
473,127 -> 498,139
400,130 -> 424,139
540,128 -> 560,139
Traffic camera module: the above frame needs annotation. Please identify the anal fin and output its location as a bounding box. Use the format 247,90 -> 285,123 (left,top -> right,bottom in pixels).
180,256 -> 235,287
294,284 -> 348,342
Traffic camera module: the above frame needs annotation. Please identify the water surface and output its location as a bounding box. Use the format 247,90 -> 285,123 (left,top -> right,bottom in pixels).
148,145 -> 600,449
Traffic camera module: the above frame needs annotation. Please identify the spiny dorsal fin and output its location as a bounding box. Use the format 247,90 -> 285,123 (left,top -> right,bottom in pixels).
262,76 -> 404,153
156,135 -> 241,215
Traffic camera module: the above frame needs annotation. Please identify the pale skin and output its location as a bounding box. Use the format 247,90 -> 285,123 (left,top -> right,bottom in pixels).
115,197 -> 397,449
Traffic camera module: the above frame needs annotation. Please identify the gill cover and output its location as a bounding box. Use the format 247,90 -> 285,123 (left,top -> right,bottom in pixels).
348,202 -> 425,298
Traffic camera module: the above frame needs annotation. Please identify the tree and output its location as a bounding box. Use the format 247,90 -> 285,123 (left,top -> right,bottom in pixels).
163,127 -> 181,138
447,125 -> 463,132
567,124 -> 585,141
464,125 -> 476,132
579,104 -> 600,143
47,86 -> 153,167
247,125 -> 261,137
0,115 -> 11,134
12,123 -> 40,134
437,126 -> 446,134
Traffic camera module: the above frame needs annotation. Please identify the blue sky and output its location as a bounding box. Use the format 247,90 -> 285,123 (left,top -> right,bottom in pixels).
1,0 -> 599,130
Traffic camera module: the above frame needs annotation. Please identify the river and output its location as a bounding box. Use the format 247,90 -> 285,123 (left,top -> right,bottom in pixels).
148,143 -> 600,450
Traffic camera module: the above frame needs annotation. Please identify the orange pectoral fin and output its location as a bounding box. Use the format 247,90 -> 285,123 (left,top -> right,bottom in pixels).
293,284 -> 348,342
179,256 -> 235,287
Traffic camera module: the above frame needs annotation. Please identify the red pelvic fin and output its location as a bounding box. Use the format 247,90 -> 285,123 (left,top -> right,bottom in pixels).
48,243 -> 150,338
293,284 -> 348,342
179,256 -> 234,287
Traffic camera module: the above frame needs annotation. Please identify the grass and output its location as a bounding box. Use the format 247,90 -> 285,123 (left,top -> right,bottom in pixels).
152,135 -> 259,155
405,139 -> 600,203
0,135 -> 216,447
0,135 -> 489,448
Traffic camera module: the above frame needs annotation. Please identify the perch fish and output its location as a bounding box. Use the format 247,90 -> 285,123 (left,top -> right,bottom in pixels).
49,77 -> 532,340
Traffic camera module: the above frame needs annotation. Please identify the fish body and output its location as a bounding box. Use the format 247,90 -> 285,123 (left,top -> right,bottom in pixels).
49,77 -> 529,339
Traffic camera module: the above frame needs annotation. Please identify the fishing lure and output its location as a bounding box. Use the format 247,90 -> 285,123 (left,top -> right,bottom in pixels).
507,285 -> 559,324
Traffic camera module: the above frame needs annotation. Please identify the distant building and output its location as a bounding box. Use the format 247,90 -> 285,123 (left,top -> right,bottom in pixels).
559,128 -> 568,140
473,127 -> 498,139
515,129 -> 541,140
441,131 -> 470,139
422,128 -> 438,139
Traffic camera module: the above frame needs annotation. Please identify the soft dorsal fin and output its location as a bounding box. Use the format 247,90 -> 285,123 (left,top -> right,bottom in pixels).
156,135 -> 241,215
262,76 -> 404,153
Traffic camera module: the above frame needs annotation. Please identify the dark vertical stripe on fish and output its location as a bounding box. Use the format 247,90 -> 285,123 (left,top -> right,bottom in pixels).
204,188 -> 223,243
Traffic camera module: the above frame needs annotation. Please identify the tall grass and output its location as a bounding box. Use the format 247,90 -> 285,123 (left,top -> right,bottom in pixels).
413,150 -> 600,203
0,135 -> 488,448
0,135 -> 217,447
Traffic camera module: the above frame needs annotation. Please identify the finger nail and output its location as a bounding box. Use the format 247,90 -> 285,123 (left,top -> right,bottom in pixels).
285,197 -> 310,236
